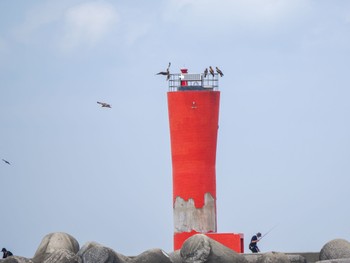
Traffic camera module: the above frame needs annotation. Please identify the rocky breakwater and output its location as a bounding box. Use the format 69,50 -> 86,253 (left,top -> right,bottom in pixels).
1,232 -> 350,263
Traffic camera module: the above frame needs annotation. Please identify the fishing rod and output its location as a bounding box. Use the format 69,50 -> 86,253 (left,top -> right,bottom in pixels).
260,224 -> 279,240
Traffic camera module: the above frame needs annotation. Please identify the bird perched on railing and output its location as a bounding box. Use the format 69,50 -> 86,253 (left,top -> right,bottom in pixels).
204,68 -> 208,78
209,66 -> 215,77
216,67 -> 224,77
2,159 -> 10,165
156,62 -> 171,80
97,101 -> 111,108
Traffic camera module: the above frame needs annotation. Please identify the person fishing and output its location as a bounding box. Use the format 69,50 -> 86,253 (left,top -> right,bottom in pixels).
249,232 -> 262,253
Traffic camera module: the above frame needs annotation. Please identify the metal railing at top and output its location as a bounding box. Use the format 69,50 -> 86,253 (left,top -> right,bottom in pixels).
168,73 -> 219,92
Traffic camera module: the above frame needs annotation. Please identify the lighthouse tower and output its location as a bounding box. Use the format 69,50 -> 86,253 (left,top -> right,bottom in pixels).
167,68 -> 244,252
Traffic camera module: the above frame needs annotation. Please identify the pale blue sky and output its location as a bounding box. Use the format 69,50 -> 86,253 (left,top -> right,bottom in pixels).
1,0 -> 350,257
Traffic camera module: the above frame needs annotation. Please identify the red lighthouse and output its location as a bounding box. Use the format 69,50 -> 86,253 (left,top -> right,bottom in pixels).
167,68 -> 244,252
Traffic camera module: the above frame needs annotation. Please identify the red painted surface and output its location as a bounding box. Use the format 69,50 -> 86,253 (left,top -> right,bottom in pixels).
174,231 -> 244,253
168,91 -> 220,208
168,90 -> 244,252
207,233 -> 244,253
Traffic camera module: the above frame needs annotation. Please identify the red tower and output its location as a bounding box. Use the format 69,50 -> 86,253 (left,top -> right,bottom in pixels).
167,69 -> 244,252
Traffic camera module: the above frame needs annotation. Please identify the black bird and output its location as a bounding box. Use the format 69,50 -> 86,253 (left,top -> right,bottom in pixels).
167,62 -> 171,71
97,101 -> 111,108
204,68 -> 208,78
166,70 -> 171,81
2,159 -> 10,165
156,71 -> 168,76
156,62 -> 171,76
216,67 -> 224,77
209,66 -> 215,77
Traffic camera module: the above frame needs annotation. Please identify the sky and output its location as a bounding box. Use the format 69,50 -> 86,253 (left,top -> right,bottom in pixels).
1,0 -> 350,258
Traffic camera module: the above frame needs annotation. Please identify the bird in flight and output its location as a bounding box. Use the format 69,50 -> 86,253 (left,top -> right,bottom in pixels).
2,159 -> 10,165
209,66 -> 215,77
166,62 -> 171,71
156,71 -> 168,76
216,67 -> 224,77
156,62 -> 171,80
97,101 -> 111,108
204,68 -> 208,78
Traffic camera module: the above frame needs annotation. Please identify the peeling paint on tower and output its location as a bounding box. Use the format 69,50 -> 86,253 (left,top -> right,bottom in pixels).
174,193 -> 216,233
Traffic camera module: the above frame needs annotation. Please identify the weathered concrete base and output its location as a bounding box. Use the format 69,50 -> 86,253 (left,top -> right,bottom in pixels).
174,193 -> 216,233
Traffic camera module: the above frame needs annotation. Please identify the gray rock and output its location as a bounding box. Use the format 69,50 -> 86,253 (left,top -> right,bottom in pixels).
243,253 -> 305,263
78,242 -> 129,263
180,234 -> 248,263
243,254 -> 259,263
79,243 -> 171,263
316,259 -> 350,263
287,252 -> 318,263
319,239 -> 350,260
256,252 -> 290,263
168,250 -> 181,263
42,249 -> 80,263
32,232 -> 79,263
130,249 -> 172,263
287,254 -> 306,263
0,256 -> 34,263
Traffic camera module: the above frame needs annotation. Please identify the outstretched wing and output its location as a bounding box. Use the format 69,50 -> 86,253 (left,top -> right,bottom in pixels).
97,101 -> 111,108
156,71 -> 168,75
2,159 -> 10,165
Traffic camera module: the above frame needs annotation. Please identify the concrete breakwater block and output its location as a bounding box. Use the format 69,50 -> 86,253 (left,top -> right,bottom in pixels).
180,234 -> 248,263
319,239 -> 350,261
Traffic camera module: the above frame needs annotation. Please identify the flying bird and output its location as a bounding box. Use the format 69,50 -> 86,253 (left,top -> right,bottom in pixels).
156,62 -> 171,80
97,101 -> 111,108
167,62 -> 171,71
156,71 -> 168,76
209,66 -> 215,77
166,71 -> 171,81
204,68 -> 208,78
166,62 -> 171,80
216,67 -> 224,77
2,159 -> 10,165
